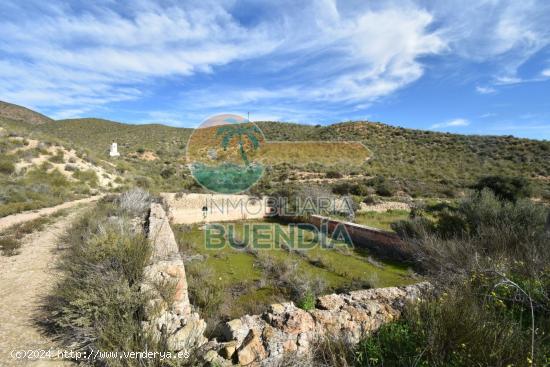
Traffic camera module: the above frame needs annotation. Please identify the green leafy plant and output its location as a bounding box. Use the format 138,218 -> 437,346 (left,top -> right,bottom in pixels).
297,291 -> 316,311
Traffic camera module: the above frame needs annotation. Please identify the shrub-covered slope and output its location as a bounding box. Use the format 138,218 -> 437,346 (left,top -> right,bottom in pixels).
1,101 -> 549,199
0,101 -> 52,125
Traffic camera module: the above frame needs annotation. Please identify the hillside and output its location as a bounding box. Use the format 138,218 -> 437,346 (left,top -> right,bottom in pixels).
38,118 -> 192,155
257,121 -> 550,196
1,102 -> 549,200
0,124 -> 121,217
0,101 -> 52,125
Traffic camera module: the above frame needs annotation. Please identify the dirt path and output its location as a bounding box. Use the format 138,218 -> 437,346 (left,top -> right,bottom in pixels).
0,196 -> 102,233
0,207 -> 88,366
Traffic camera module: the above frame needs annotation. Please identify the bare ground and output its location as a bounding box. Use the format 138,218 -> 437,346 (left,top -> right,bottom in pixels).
0,196 -> 102,233
0,207 -> 90,366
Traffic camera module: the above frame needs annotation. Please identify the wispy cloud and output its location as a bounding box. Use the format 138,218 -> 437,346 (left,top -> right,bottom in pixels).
0,0 -> 548,129
0,0 -> 445,115
476,86 -> 497,94
431,118 -> 470,129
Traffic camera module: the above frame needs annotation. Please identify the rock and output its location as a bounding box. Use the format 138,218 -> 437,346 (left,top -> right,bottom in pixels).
220,341 -> 238,359
154,310 -> 184,335
237,330 -> 267,366
269,303 -> 286,314
220,318 -> 243,342
167,313 -> 207,351
316,294 -> 345,311
282,340 -> 297,353
266,308 -> 315,335
296,332 -> 310,352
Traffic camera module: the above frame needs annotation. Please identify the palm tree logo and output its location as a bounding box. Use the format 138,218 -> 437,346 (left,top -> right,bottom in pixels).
186,114 -> 266,194
216,122 -> 262,166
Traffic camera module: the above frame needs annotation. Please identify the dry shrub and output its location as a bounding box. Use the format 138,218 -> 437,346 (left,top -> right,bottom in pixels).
117,188 -> 151,217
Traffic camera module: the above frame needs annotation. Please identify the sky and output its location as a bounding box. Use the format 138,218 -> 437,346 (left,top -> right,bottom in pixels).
0,0 -> 549,139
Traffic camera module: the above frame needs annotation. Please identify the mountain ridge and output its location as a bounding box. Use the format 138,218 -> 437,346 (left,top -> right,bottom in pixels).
0,101 -> 53,125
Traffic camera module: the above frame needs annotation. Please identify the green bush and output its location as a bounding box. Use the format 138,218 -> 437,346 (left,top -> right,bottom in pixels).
297,291 -> 316,311
473,175 -> 532,202
366,176 -> 397,197
389,191 -> 550,365
0,159 -> 15,175
73,169 -> 99,187
48,150 -> 65,163
354,285 -> 534,367
332,182 -> 353,195
160,166 -> 175,179
326,171 -> 343,179
0,235 -> 20,256
186,264 -> 224,318
355,321 -> 421,366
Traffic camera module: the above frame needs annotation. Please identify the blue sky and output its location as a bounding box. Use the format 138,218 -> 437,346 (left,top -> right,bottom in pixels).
0,0 -> 549,139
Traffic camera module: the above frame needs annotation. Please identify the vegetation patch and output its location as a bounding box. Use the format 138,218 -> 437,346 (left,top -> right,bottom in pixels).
174,219 -> 415,331
43,195 -> 165,366
320,191 -> 550,366
352,209 -> 410,231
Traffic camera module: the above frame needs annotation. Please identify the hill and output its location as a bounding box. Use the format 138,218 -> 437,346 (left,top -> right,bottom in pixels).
0,101 -> 52,125
257,121 -> 550,197
0,101 -> 549,200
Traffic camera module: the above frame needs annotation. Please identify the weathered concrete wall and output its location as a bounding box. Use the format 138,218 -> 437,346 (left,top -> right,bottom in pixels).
141,203 -> 207,352
162,193 -> 411,261
162,193 -> 270,224
308,215 -> 412,261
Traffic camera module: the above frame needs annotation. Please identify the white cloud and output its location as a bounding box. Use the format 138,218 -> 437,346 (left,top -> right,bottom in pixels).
429,0 -> 550,84
0,0 -> 445,114
543,69 -> 550,77
49,108 -> 92,120
476,86 -> 496,94
431,118 -> 470,129
0,0 -> 547,121
0,1 -> 278,110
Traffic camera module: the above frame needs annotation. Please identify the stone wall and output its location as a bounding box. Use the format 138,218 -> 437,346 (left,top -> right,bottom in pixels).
308,215 -> 413,261
141,203 -> 208,352
207,282 -> 432,366
143,204 -> 430,366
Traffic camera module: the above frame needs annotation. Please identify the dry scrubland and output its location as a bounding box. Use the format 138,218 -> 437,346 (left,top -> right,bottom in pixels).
23,190 -> 549,367
0,101 -> 549,365
1,103 -> 545,201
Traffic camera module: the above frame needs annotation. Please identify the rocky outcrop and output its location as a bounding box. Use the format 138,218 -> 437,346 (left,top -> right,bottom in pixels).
215,282 -> 432,366
141,203 -> 207,352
